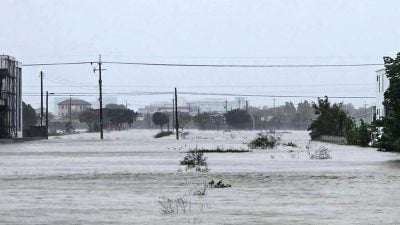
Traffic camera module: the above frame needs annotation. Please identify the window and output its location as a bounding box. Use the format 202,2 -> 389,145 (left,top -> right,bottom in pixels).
378,75 -> 380,92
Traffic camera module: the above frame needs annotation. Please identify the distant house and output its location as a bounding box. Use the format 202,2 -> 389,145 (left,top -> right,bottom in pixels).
375,69 -> 390,119
57,99 -> 91,118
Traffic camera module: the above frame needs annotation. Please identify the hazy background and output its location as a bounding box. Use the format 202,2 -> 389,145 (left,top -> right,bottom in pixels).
1,0 -> 400,112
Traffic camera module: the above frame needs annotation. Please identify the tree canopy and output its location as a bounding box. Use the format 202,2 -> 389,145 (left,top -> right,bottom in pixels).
152,112 -> 169,131
308,97 -> 355,140
224,109 -> 251,129
378,53 -> 400,151
22,102 -> 38,128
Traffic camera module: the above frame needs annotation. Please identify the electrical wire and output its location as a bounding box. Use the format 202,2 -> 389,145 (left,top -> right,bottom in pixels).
22,91 -> 375,99
22,60 -> 383,68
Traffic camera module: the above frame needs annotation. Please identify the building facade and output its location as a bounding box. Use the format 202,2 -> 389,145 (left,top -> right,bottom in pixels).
375,69 -> 390,118
57,98 -> 91,118
0,55 -> 22,138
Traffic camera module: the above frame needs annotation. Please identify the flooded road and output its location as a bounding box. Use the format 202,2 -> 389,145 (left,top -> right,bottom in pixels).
0,130 -> 399,224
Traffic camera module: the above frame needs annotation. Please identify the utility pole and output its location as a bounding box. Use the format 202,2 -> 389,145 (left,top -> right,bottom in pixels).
364,101 -> 367,113
40,71 -> 44,126
245,99 -> 249,111
69,94 -> 72,125
172,98 -> 175,131
93,55 -> 106,140
175,87 -> 179,140
46,91 -> 48,138
46,92 -> 54,139
225,99 -> 228,112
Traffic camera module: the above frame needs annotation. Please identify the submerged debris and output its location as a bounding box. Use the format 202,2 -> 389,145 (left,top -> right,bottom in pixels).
208,179 -> 231,188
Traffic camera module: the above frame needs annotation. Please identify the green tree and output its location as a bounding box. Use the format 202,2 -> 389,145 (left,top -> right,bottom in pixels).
294,101 -> 314,130
178,112 -> 192,131
308,97 -> 355,140
152,112 -> 169,131
377,53 -> 400,151
22,102 -> 38,128
193,112 -> 211,130
79,109 -> 99,132
104,108 -> 137,130
224,109 -> 251,129
64,121 -> 74,133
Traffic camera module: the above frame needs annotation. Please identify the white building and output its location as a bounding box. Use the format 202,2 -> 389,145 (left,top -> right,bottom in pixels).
375,69 -> 390,118
57,99 -> 91,118
138,97 -> 247,116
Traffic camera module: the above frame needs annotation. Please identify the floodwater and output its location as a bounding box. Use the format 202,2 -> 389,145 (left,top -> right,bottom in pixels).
0,130 -> 399,225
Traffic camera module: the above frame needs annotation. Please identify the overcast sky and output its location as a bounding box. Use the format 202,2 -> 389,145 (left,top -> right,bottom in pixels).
1,0 -> 400,111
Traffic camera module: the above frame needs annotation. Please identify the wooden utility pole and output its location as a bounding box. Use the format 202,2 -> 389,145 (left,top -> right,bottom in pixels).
46,91 -> 48,138
93,55 -> 106,140
172,99 -> 175,131
69,94 -> 72,125
40,71 -> 44,126
174,87 -> 179,140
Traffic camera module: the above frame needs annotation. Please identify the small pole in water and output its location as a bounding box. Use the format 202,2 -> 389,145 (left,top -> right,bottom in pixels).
175,87 -> 179,140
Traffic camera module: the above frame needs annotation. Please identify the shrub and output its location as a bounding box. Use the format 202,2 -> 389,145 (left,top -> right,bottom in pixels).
309,146 -> 331,160
193,184 -> 207,196
188,146 -> 250,153
283,142 -> 297,148
248,132 -> 280,149
208,179 -> 231,188
180,152 -> 207,168
158,197 -> 191,214
154,131 -> 173,138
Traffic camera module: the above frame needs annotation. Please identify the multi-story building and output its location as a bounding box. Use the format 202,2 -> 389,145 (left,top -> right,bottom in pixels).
137,97 -> 247,116
138,102 -> 199,116
0,55 -> 22,138
57,98 -> 91,118
375,69 -> 390,118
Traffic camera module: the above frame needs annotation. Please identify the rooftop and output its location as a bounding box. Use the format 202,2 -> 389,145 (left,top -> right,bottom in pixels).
57,99 -> 91,106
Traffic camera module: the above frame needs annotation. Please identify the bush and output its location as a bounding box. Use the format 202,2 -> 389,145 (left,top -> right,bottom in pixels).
283,142 -> 297,148
248,132 -> 280,149
158,197 -> 191,214
180,152 -> 207,167
309,146 -> 331,160
188,146 -> 250,153
154,131 -> 173,138
208,179 -> 231,188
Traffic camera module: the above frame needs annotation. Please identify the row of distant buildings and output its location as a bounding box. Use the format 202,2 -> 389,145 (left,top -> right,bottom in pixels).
54,97 -> 248,119
137,97 -> 247,116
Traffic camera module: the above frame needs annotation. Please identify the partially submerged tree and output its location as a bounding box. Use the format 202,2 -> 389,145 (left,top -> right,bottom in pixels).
193,112 -> 211,130
178,112 -> 192,131
79,109 -> 99,132
22,102 -> 38,128
152,112 -> 170,131
224,109 -> 251,129
308,97 -> 355,140
377,53 -> 400,151
104,108 -> 137,130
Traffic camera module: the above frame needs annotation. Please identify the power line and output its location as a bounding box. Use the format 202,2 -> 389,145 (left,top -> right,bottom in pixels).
22,60 -> 383,68
102,61 -> 383,68
23,83 -> 375,88
22,91 -> 375,99
23,61 -> 93,67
